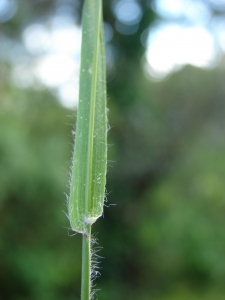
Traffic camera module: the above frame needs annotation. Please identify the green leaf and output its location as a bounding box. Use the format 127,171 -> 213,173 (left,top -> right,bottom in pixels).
69,0 -> 107,235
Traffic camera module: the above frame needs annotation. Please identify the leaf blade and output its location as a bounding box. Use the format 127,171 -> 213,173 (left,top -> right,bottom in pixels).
69,0 -> 107,234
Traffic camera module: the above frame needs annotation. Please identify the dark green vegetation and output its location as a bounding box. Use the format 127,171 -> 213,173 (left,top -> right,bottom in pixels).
1,1 -> 225,300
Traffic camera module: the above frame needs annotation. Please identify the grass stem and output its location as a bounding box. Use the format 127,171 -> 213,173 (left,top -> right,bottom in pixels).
69,0 -> 106,298
81,225 -> 91,300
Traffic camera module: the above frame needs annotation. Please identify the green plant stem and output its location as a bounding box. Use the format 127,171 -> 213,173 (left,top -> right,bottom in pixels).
81,2 -> 102,299
81,224 -> 91,300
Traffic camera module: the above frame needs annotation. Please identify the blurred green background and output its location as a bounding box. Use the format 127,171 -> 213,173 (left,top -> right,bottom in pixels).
1,0 -> 225,299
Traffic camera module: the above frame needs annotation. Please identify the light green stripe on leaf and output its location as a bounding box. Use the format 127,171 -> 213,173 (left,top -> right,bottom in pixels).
69,0 -> 107,235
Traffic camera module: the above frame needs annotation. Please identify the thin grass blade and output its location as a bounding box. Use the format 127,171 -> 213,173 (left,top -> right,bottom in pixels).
69,0 -> 107,236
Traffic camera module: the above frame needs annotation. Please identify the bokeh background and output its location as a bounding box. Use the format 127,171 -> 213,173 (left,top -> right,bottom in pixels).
1,0 -> 225,299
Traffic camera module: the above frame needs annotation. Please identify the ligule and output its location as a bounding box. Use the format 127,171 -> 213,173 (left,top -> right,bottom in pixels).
69,0 -> 107,235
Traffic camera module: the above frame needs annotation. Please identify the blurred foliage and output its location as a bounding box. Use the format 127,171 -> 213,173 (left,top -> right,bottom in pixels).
0,86 -> 83,300
1,0 -> 225,300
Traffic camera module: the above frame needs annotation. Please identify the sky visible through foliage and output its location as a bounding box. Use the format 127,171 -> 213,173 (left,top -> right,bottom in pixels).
1,0 -> 225,107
